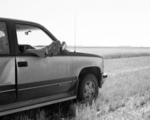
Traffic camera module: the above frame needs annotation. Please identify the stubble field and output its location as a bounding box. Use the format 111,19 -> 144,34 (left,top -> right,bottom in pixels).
69,46 -> 150,59
76,56 -> 150,120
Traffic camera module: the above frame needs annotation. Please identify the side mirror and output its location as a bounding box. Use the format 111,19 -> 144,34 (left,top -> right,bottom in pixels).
61,41 -> 67,51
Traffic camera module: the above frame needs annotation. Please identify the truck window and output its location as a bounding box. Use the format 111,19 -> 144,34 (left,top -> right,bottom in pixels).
0,22 -> 9,54
16,24 -> 53,54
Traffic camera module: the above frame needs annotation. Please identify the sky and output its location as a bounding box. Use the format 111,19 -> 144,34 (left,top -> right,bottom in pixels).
1,0 -> 150,47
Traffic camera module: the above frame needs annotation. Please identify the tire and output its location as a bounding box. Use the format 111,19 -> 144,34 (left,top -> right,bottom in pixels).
78,73 -> 99,103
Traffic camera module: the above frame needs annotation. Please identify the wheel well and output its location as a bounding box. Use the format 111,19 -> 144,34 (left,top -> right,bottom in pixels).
78,67 -> 102,87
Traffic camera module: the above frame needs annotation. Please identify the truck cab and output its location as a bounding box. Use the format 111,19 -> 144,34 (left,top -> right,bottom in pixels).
0,18 -> 106,116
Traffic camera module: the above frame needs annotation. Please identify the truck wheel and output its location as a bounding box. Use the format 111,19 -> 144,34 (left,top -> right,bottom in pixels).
78,73 -> 99,103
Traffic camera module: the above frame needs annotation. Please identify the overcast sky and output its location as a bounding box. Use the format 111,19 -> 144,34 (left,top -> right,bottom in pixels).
1,0 -> 150,47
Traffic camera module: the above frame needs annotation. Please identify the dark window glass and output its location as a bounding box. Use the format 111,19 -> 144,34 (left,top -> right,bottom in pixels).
0,22 -> 9,54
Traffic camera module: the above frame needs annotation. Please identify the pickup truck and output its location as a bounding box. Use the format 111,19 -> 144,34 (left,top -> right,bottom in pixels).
0,18 -> 106,116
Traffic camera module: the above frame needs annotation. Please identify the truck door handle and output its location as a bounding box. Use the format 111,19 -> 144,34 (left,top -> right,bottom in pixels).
18,61 -> 28,67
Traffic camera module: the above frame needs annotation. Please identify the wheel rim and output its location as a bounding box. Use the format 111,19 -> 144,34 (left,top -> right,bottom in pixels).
83,80 -> 96,100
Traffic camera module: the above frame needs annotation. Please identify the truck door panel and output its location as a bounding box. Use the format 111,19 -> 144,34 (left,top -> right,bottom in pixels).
0,57 -> 16,105
16,56 -> 73,101
15,24 -> 74,102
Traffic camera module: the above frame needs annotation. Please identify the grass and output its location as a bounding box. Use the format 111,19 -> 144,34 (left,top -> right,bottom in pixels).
74,56 -> 150,120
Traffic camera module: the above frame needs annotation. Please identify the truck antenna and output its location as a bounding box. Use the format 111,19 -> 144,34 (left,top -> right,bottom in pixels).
74,14 -> 77,53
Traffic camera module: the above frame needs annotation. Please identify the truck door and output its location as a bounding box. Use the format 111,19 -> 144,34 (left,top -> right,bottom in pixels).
0,22 -> 16,105
15,24 -> 74,102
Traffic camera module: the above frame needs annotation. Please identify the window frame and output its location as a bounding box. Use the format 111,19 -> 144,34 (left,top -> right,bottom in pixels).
14,22 -> 56,56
